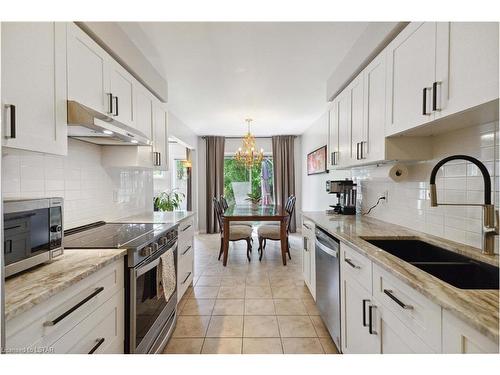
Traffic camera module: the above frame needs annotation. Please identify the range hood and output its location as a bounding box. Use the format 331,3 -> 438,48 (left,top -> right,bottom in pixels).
67,100 -> 152,146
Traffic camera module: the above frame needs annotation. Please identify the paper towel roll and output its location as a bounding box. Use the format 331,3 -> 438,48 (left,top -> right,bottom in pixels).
389,163 -> 409,182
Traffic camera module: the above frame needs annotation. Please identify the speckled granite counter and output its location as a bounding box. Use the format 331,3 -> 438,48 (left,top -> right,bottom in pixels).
5,249 -> 126,321
302,211 -> 499,342
116,211 -> 195,225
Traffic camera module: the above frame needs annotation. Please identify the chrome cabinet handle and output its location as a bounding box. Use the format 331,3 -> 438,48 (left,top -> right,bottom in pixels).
333,151 -> 338,165
44,287 -> 104,326
107,93 -> 113,114
368,305 -> 377,335
303,237 -> 308,251
5,104 -> 16,138
331,152 -> 335,166
362,299 -> 370,327
153,152 -> 161,166
422,87 -> 431,115
432,81 -> 441,111
182,224 -> 192,232
345,258 -> 360,269
360,141 -> 366,159
113,96 -> 119,116
88,338 -> 105,354
181,272 -> 192,284
383,289 -> 413,310
181,245 -> 192,255
303,223 -> 311,230
356,142 -> 360,160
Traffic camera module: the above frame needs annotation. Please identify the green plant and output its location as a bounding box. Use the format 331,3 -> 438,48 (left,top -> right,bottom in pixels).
245,191 -> 262,205
154,189 -> 185,211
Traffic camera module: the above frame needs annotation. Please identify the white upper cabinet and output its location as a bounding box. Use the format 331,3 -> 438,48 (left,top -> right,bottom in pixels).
435,22 -> 499,119
327,100 -> 339,169
109,60 -> 135,127
134,85 -> 153,139
67,23 -> 111,115
349,75 -> 365,164
337,88 -> 352,168
2,22 -> 67,155
362,52 -> 386,163
152,100 -> 169,171
385,22 -> 437,136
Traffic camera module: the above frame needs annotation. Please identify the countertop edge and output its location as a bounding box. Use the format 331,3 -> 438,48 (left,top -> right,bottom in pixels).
301,211 -> 499,342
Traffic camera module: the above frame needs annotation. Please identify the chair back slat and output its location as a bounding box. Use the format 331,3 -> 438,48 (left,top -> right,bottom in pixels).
212,197 -> 224,232
220,195 -> 229,211
285,195 -> 296,232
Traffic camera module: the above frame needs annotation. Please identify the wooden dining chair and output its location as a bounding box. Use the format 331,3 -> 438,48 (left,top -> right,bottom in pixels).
213,197 -> 253,262
220,195 -> 253,228
257,195 -> 296,261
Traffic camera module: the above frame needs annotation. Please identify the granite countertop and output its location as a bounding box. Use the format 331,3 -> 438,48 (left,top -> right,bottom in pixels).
301,211 -> 499,342
116,210 -> 195,225
4,249 -> 126,321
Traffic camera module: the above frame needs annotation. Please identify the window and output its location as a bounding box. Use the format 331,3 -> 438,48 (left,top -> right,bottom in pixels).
223,157 -> 274,205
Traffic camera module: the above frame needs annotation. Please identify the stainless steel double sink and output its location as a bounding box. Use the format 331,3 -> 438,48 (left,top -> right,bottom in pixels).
363,238 -> 499,290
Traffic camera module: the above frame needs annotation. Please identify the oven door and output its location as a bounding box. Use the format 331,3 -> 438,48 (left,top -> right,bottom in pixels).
129,241 -> 177,354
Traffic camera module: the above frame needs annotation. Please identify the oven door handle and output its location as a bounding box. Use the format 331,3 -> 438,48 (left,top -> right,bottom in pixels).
136,241 -> 177,277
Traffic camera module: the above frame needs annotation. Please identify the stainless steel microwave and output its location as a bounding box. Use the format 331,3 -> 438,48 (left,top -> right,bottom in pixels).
3,198 -> 63,277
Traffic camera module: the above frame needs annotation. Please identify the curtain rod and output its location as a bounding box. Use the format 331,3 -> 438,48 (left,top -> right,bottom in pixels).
201,135 -> 298,139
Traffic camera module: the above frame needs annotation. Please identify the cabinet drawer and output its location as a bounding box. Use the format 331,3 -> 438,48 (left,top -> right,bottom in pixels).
372,263 -> 441,352
6,259 -> 124,350
341,244 -> 372,293
178,219 -> 194,242
52,289 -> 124,353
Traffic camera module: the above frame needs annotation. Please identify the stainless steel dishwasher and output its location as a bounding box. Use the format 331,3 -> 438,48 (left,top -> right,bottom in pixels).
315,226 -> 341,350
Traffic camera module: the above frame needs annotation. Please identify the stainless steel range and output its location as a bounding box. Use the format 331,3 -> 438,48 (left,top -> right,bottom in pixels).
64,221 -> 178,354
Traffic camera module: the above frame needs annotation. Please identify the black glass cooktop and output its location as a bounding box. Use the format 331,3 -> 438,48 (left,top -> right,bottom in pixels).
64,222 -> 166,250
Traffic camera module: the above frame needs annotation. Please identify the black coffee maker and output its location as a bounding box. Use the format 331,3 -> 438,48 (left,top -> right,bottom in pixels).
326,179 -> 357,215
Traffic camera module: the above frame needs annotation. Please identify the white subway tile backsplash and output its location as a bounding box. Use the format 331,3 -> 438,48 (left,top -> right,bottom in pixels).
353,121 -> 499,254
2,139 -> 153,229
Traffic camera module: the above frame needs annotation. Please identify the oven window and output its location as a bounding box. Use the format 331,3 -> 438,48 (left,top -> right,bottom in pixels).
4,208 -> 50,265
135,265 -> 168,348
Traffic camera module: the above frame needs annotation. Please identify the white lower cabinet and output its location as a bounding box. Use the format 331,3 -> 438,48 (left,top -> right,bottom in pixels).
339,242 -> 496,354
177,218 -> 195,301
6,259 -> 124,354
302,220 -> 316,300
442,310 -> 499,354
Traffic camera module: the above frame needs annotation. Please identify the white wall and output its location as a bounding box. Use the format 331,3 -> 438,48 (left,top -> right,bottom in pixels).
2,139 -> 153,229
169,112 -> 198,149
353,122 -> 499,253
300,113 -> 350,212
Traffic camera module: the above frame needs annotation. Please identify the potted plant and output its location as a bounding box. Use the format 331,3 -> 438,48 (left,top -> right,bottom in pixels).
245,191 -> 262,207
154,189 -> 186,212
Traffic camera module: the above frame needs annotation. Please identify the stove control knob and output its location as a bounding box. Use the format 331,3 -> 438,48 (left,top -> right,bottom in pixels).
140,246 -> 153,257
159,236 -> 167,246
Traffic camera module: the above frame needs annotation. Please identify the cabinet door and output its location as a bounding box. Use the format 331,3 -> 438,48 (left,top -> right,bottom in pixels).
337,89 -> 352,168
349,75 -> 365,165
327,100 -> 339,169
152,101 -> 168,171
1,22 -> 67,155
363,52 -> 386,163
302,234 -> 311,289
67,23 -> 110,115
134,85 -> 153,140
435,22 -> 499,118
341,276 -> 380,353
109,61 -> 135,127
385,22 -> 437,136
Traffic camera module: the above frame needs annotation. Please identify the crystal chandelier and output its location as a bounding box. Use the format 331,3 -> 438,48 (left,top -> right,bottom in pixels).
234,118 -> 264,169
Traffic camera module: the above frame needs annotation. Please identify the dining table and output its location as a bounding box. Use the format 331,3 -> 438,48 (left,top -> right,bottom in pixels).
221,204 -> 289,266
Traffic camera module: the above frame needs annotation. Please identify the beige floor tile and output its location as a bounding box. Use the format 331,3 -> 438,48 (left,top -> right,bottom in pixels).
173,316 -> 211,338
244,316 -> 280,338
245,286 -> 273,299
245,276 -> 270,287
273,299 -> 307,315
244,299 -> 276,315
191,286 -> 220,299
269,277 -> 296,288
319,337 -> 340,354
201,338 -> 242,354
218,285 -> 246,299
282,338 -> 324,354
297,285 -> 314,299
220,276 -> 246,287
277,316 -> 317,337
302,298 -> 321,315
196,276 -> 222,287
310,315 -> 330,337
212,299 -> 245,315
242,338 -> 283,354
180,298 -> 215,316
206,315 -> 244,337
163,338 -> 204,354
271,285 -> 300,299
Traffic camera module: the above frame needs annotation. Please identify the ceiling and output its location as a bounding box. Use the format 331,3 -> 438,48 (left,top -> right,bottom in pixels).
118,22 -> 369,136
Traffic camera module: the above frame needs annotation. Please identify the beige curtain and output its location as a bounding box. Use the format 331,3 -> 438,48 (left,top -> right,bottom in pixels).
272,135 -> 296,232
205,136 -> 225,233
